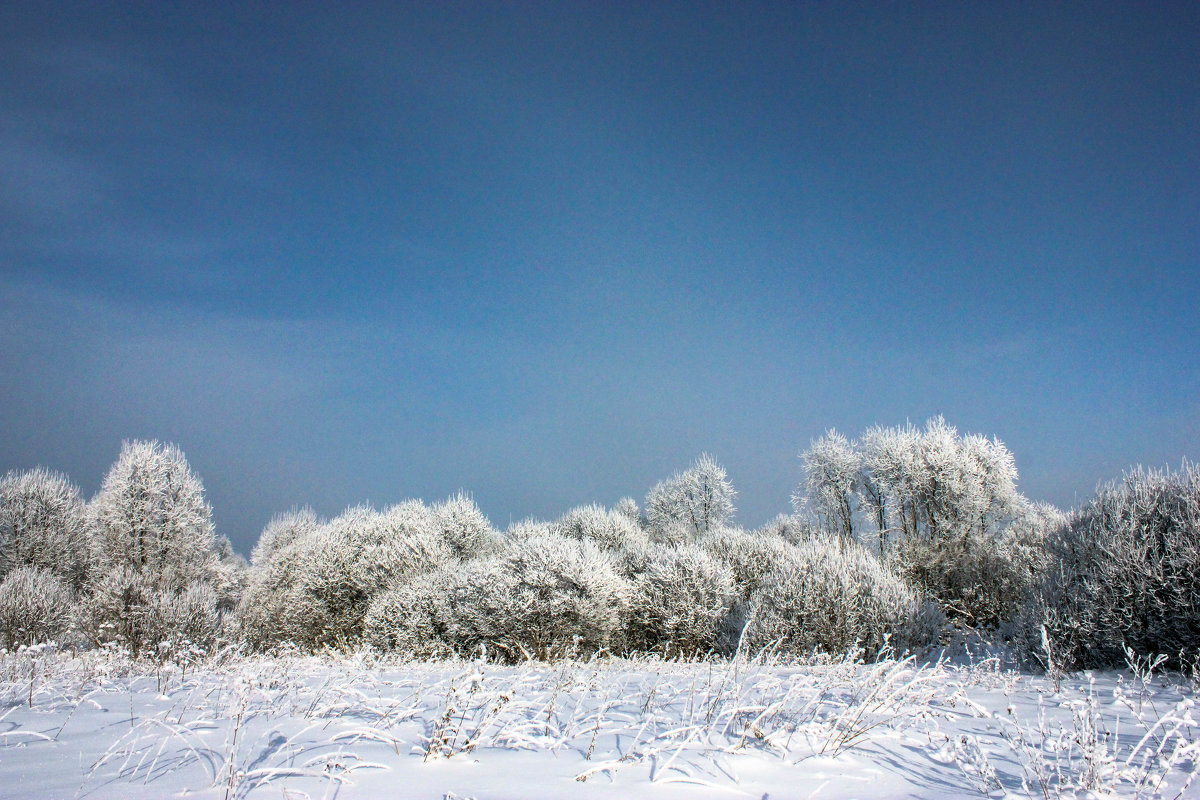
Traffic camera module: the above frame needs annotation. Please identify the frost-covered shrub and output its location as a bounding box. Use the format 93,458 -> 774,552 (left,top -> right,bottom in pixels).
295,504 -> 455,648
209,534 -> 248,613
433,492 -> 500,559
88,441 -> 219,590
240,501 -> 459,650
701,527 -> 791,600
614,496 -> 641,526
744,537 -> 940,658
554,504 -> 650,552
0,566 -> 73,648
235,537 -> 327,650
645,454 -> 737,539
363,569 -> 456,659
647,519 -> 697,547
755,513 -> 816,545
505,519 -> 556,541
148,581 -> 220,655
609,532 -> 655,579
0,468 -> 89,588
80,565 -> 157,653
1040,465 -> 1200,670
898,500 -> 1062,630
628,544 -> 737,657
251,507 -> 321,566
80,566 -> 218,655
442,535 -> 632,660
893,512 -> 1050,631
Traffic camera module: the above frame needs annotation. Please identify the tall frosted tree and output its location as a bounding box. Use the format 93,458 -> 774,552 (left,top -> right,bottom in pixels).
645,453 -> 737,538
795,430 -> 860,542
795,418 -> 1039,627
88,440 -> 218,590
799,418 -> 1023,548
0,468 -> 90,588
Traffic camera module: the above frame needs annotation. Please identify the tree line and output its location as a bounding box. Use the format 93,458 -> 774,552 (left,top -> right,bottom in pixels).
1,420 -> 1196,670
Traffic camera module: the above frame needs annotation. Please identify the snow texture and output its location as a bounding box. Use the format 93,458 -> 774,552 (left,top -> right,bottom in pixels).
0,647 -> 1196,799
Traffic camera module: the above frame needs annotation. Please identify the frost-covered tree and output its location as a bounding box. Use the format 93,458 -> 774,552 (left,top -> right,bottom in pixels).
645,454 -> 737,539
0,566 -> 73,648
743,537 -> 941,657
1039,464 -> 1200,670
88,441 -> 219,590
0,468 -> 90,588
801,419 -> 1023,549
628,544 -> 737,657
795,431 -> 860,542
81,441 -> 232,654
795,419 -> 1034,627
897,418 -> 1021,544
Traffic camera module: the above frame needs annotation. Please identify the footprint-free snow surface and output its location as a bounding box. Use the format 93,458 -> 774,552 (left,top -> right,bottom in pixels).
1,648 -> 1197,799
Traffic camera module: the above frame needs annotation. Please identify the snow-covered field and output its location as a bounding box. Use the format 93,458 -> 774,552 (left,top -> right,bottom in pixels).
0,647 -> 1197,799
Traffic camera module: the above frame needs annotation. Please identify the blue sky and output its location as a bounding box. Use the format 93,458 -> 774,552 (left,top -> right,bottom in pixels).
2,2 -> 1197,554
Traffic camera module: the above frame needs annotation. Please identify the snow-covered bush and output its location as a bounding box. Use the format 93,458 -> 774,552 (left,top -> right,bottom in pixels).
235,534 -> 327,650
240,500 -> 461,650
80,565 -> 156,653
296,503 -> 456,648
628,544 -> 737,657
645,454 -> 737,539
250,507 -> 321,566
0,566 -> 73,648
442,535 -> 632,660
0,468 -> 90,588
363,568 -> 456,659
898,500 -> 1062,631
1039,464 -> 1200,669
504,518 -> 556,541
894,533 -> 1027,629
433,492 -> 500,559
613,496 -> 641,525
148,581 -> 220,655
755,513 -> 816,545
209,534 -> 248,613
554,503 -> 649,552
743,537 -> 941,658
79,566 -> 217,655
88,441 -> 220,590
701,526 -> 791,600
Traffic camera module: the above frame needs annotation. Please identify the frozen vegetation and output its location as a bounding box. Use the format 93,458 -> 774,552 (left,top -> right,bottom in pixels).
0,645 -> 1197,799
0,419 -> 1197,797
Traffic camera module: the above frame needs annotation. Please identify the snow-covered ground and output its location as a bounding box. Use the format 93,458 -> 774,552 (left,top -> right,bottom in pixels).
0,647 -> 1196,799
